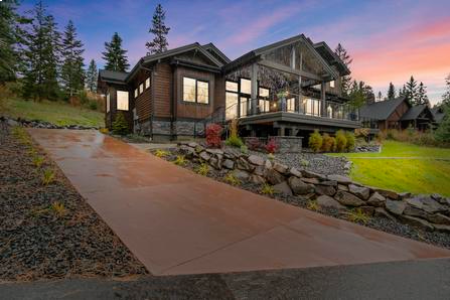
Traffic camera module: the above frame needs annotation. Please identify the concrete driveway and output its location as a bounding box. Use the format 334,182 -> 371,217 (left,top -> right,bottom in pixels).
29,129 -> 450,276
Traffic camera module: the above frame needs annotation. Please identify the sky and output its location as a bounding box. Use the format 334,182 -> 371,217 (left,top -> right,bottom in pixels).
20,0 -> 450,105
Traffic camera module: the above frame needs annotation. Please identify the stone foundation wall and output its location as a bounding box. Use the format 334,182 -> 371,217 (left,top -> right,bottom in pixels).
152,120 -> 171,136
174,121 -> 205,136
178,142 -> 450,233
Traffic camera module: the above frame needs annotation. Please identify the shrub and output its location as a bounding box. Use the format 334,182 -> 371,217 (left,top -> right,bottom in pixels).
265,138 -> 279,154
240,145 -> 248,154
195,163 -> 209,176
307,200 -> 320,211
33,156 -> 45,168
321,133 -> 335,152
435,107 -> 450,143
42,169 -> 56,186
308,130 -> 323,152
112,112 -> 129,135
335,130 -> 347,152
205,123 -> 223,148
267,153 -> 275,161
260,184 -> 275,196
346,208 -> 370,224
88,100 -> 98,111
154,149 -> 169,158
99,128 -> 109,134
225,119 -> 244,148
224,173 -> 241,186
50,202 -> 67,217
173,155 -> 187,166
345,131 -> 356,152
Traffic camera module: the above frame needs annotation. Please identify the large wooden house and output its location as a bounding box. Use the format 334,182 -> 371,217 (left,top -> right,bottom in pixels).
98,34 -> 360,140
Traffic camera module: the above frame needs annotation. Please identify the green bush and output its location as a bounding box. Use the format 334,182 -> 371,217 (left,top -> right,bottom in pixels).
321,133 -> 335,152
345,131 -> 356,152
112,112 -> 129,135
335,130 -> 347,152
308,130 -> 323,152
88,100 -> 98,111
226,119 -> 244,147
435,107 -> 450,143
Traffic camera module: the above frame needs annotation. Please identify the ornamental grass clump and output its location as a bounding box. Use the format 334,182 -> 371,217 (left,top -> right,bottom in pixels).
195,163 -> 209,176
308,130 -> 323,152
42,169 -> 56,186
225,119 -> 244,148
346,208 -> 370,224
321,133 -> 335,152
345,131 -> 356,152
33,156 -> 45,168
224,173 -> 241,186
260,184 -> 275,196
50,201 -> 67,217
335,130 -> 347,152
306,200 -> 320,211
173,155 -> 187,166
154,149 -> 169,158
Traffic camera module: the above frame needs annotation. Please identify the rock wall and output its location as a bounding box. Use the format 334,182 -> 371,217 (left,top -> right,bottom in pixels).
178,142 -> 450,233
2,117 -> 97,130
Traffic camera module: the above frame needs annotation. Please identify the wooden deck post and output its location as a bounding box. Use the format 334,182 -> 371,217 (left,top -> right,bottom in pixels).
321,81 -> 326,117
251,63 -> 258,115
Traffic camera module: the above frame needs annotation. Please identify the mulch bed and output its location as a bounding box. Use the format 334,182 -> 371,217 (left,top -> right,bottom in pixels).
0,124 -> 148,282
154,148 -> 450,250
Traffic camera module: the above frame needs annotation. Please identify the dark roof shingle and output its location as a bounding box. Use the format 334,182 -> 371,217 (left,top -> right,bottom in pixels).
359,97 -> 408,120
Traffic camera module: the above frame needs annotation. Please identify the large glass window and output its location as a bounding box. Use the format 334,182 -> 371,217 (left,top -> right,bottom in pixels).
259,87 -> 269,98
240,97 -> 248,117
183,77 -> 209,104
226,81 -> 238,92
117,91 -> 129,111
287,98 -> 296,112
259,99 -> 270,113
330,80 -> 335,88
106,93 -> 110,112
146,77 -> 150,90
226,93 -> 238,120
240,78 -> 251,94
303,98 -> 321,116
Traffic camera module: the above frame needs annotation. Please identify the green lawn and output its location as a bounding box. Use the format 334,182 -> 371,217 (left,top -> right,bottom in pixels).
330,141 -> 450,196
3,98 -> 104,127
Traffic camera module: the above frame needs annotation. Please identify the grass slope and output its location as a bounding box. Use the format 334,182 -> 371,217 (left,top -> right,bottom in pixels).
3,98 -> 104,127
330,141 -> 450,196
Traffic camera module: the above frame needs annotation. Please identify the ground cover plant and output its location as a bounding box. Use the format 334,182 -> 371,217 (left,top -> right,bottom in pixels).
330,140 -> 450,196
0,125 -> 147,281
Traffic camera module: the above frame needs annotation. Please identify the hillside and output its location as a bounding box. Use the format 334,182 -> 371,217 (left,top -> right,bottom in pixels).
2,98 -> 104,128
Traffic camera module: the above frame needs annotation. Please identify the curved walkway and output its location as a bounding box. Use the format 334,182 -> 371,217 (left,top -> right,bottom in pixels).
29,129 -> 450,276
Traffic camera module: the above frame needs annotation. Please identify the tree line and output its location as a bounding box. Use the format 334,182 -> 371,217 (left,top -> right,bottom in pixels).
0,0 -> 170,101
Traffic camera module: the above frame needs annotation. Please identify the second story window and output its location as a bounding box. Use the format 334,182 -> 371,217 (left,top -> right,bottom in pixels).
146,77 -> 150,90
117,91 -> 129,111
139,83 -> 144,94
240,78 -> 251,94
134,88 -> 138,98
330,80 -> 335,88
183,77 -> 209,104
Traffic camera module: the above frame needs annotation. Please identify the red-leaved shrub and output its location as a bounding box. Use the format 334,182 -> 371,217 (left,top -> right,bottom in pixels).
205,123 -> 223,148
265,138 -> 279,154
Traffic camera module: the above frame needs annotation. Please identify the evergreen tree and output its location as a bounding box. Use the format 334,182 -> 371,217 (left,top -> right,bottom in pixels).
398,84 -> 407,98
334,43 -> 352,96
146,3 -> 170,55
441,74 -> 450,107
348,80 -> 365,108
102,32 -> 129,72
23,1 -> 61,100
86,59 -> 98,92
377,91 -> 382,101
405,76 -> 418,105
416,82 -> 430,106
387,82 -> 396,100
435,106 -> 450,143
61,20 -> 85,98
0,0 -> 29,82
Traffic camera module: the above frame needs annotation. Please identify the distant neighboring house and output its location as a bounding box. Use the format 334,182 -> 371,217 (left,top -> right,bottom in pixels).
431,106 -> 446,124
98,34 -> 360,141
360,97 -> 435,131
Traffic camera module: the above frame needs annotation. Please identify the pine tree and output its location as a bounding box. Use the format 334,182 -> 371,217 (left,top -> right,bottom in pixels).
377,91 -> 382,101
61,20 -> 85,98
0,0 -> 29,82
435,105 -> 450,143
146,3 -> 170,55
405,76 -> 418,105
334,43 -> 352,96
387,82 -> 396,100
348,80 -> 365,108
416,82 -> 429,106
23,1 -> 61,101
441,74 -> 450,107
86,59 -> 98,92
398,84 -> 407,98
102,32 -> 129,72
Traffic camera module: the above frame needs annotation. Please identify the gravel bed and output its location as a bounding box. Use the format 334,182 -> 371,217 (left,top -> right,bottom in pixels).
0,125 -> 148,282
275,152 -> 348,176
155,148 -> 450,250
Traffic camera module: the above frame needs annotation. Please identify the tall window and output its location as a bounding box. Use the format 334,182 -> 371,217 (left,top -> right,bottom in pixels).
106,93 -> 110,112
287,98 -> 296,112
117,91 -> 129,111
134,88 -> 138,98
240,78 -> 251,94
146,77 -> 150,90
226,81 -> 239,120
303,98 -> 321,116
330,80 -> 335,88
183,77 -> 209,104
139,83 -> 144,94
259,87 -> 270,113
240,97 -> 248,117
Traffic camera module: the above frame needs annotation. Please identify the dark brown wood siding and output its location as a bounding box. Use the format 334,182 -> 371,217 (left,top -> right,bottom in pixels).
131,69 -> 152,121
153,63 -> 172,118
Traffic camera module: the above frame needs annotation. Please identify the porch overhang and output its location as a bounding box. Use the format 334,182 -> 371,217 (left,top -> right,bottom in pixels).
239,112 -> 361,130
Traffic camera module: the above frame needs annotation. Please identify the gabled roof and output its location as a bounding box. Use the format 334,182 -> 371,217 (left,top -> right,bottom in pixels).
360,97 -> 409,120
98,69 -> 129,84
431,106 -> 446,123
401,105 -> 432,121
224,34 -> 340,79
202,43 -> 231,64
313,42 -> 351,76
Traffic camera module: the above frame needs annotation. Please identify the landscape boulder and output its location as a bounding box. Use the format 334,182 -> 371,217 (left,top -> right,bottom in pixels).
367,192 -> 386,207
265,169 -> 285,185
288,176 -> 314,195
385,199 -> 406,215
273,181 -> 293,196
334,191 -> 365,206
248,155 -> 265,166
317,195 -> 346,210
349,184 -> 371,200
315,185 -> 336,197
327,174 -> 352,184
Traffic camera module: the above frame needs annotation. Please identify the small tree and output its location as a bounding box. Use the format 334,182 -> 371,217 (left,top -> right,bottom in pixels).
345,131 -> 356,152
225,119 -> 243,147
334,43 -> 352,96
265,138 -> 279,154
112,112 -> 129,135
417,82 -> 430,106
335,130 -> 347,152
435,106 -> 450,143
308,130 -> 323,152
387,82 -> 396,100
86,59 -> 98,92
146,3 -> 170,55
406,76 -> 418,105
205,123 -> 222,148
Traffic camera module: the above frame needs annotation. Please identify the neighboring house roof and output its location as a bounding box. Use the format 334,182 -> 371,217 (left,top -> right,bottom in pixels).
223,34 -> 340,79
431,107 -> 446,123
359,97 -> 408,120
401,105 -> 433,121
98,69 -> 129,84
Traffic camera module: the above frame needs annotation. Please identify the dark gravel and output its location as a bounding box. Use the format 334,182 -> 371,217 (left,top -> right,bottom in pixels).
275,151 -> 349,176
0,125 -> 148,282
156,148 -> 450,250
